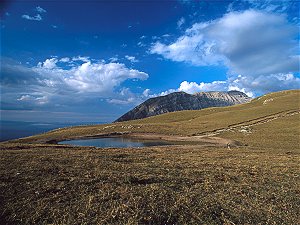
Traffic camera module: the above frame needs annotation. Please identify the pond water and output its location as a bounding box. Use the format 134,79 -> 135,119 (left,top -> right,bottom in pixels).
59,137 -> 172,148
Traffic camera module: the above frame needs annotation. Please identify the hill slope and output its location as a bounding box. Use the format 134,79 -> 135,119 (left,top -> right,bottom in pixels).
1,90 -> 299,225
12,90 -> 300,150
115,90 -> 251,122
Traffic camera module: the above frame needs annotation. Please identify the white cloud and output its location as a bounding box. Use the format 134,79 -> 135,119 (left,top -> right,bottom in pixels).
150,22 -> 224,66
156,80 -> 228,96
62,61 -> 147,92
159,72 -> 300,98
151,10 -> 299,74
228,73 -> 300,95
109,57 -> 119,62
177,17 -> 185,28
162,34 -> 171,38
178,80 -> 228,94
36,6 -> 46,13
39,58 -> 58,69
60,57 -> 70,63
2,57 -> 149,108
125,55 -> 139,63
178,81 -> 202,93
21,6 -> 46,21
17,95 -> 32,101
72,56 -> 90,62
151,9 -> 300,95
143,89 -> 151,97
158,89 -> 178,97
22,14 -> 42,21
17,94 -> 48,105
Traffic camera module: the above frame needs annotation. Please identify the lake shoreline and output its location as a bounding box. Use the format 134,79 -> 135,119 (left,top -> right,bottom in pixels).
5,131 -> 239,149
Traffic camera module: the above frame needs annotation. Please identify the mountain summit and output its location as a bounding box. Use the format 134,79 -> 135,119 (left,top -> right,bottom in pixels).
115,90 -> 251,122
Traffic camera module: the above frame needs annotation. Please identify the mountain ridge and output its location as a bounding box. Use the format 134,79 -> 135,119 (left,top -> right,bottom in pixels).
115,90 -> 252,122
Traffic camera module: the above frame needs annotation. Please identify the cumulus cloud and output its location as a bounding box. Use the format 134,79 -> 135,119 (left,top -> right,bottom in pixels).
159,72 -> 300,98
33,57 -> 148,93
151,9 -> 300,95
149,80 -> 231,97
1,57 -> 149,109
150,22 -> 224,66
178,80 -> 255,97
228,73 -> 300,95
38,58 -> 58,69
178,81 -> 228,94
22,14 -> 42,21
62,61 -> 147,92
151,10 -> 298,74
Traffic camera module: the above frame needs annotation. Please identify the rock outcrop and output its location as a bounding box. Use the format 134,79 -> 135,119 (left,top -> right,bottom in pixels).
115,91 -> 251,122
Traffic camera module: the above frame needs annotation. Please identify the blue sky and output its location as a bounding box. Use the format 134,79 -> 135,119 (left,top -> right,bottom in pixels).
1,0 -> 299,123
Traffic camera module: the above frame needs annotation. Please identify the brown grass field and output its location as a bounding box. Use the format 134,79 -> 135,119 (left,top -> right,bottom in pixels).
0,90 -> 299,224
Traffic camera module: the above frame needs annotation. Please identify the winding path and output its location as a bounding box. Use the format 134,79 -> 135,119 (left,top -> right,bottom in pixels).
193,109 -> 300,137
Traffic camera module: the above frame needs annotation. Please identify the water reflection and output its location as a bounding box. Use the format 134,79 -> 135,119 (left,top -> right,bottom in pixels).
59,137 -> 172,148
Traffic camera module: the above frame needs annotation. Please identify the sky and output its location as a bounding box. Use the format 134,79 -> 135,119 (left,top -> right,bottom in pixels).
0,0 -> 299,123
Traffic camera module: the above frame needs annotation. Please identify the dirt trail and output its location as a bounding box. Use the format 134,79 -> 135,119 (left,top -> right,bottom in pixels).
127,133 -> 237,147
13,109 -> 299,148
129,109 -> 300,147
193,109 -> 300,137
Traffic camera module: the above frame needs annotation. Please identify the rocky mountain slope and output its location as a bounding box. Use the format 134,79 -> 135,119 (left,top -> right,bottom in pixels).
115,90 -> 251,122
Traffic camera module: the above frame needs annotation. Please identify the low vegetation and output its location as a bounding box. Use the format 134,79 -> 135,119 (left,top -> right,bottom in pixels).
10,90 -> 300,145
0,90 -> 299,224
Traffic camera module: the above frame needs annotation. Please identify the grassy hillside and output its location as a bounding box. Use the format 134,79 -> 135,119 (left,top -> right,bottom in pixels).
13,90 -> 300,150
1,90 -> 299,224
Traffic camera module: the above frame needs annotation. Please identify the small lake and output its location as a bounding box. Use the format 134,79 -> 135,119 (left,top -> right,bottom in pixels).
59,137 -> 172,148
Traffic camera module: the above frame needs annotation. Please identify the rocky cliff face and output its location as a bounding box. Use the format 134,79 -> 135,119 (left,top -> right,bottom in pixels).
115,91 -> 251,122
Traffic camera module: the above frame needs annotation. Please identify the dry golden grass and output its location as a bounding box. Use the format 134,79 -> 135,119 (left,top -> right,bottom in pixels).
1,89 -> 299,224
1,144 -> 299,224
11,90 -> 300,144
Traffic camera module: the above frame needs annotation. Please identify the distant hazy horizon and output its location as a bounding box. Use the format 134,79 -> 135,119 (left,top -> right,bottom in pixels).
0,120 -> 105,141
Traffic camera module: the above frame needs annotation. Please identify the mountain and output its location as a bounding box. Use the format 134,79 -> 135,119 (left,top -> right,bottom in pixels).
115,90 -> 251,122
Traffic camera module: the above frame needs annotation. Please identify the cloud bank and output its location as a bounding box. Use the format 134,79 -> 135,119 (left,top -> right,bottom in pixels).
1,57 -> 149,110
151,10 -> 300,96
